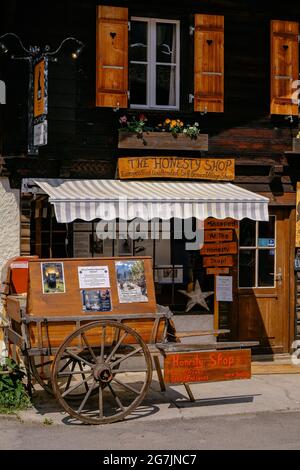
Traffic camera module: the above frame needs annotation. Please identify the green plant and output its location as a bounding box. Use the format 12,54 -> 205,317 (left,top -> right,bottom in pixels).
0,358 -> 31,414
119,114 -> 152,135
43,417 -> 53,425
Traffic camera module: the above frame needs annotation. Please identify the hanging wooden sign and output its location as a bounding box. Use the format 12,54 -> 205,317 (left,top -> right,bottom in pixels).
203,256 -> 234,267
204,218 -> 238,230
200,241 -> 237,256
164,349 -> 251,384
118,156 -> 235,181
206,267 -> 230,275
204,230 -> 233,242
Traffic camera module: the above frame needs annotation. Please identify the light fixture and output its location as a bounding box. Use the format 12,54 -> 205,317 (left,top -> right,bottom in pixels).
0,42 -> 8,54
71,43 -> 84,60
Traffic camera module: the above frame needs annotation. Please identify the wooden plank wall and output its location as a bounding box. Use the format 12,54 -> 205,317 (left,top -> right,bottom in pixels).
0,0 -> 299,189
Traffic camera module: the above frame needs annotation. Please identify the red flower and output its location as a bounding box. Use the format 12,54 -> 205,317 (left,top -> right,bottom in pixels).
138,113 -> 147,122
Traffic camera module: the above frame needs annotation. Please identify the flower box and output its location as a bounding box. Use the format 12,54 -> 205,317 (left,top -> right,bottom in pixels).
292,138 -> 300,153
118,131 -> 209,151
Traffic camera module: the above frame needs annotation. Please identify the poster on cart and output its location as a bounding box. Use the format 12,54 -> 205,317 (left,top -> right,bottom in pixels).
115,260 -> 148,303
78,266 -> 110,289
81,288 -> 112,312
41,262 -> 66,294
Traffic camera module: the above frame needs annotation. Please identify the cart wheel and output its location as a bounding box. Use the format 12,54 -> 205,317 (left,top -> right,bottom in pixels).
51,320 -> 153,425
29,356 -> 55,394
29,355 -> 100,399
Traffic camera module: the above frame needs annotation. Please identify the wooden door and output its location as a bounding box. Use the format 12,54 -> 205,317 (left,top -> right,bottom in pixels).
237,208 -> 293,353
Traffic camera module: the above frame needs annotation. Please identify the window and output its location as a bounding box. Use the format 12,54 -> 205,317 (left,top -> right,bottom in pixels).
129,18 -> 180,109
239,217 -> 276,288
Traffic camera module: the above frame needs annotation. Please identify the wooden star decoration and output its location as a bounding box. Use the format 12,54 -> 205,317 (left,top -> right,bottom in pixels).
178,280 -> 214,312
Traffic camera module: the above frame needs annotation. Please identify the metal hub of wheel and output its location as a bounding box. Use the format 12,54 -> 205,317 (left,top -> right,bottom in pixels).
51,320 -> 153,425
93,362 -> 113,383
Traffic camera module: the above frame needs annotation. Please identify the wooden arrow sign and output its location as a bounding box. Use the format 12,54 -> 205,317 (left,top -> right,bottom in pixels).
200,242 -> 237,256
203,256 -> 234,267
204,230 -> 233,242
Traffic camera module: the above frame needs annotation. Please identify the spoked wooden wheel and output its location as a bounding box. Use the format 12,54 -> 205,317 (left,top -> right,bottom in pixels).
30,354 -> 99,399
51,320 -> 153,425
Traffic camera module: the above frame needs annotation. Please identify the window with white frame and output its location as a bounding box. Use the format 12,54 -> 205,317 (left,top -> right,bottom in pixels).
239,216 -> 276,288
129,18 -> 180,109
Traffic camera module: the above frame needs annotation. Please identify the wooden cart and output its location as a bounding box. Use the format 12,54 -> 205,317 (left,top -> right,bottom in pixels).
2,257 -> 257,425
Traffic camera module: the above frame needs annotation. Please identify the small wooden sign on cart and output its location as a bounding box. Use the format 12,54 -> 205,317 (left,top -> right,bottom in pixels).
164,349 -> 251,384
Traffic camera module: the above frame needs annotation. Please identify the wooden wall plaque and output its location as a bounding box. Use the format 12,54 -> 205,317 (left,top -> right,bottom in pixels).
206,267 -> 229,275
164,349 -> 251,384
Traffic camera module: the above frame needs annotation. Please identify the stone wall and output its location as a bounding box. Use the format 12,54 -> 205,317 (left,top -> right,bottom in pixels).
0,177 -> 20,359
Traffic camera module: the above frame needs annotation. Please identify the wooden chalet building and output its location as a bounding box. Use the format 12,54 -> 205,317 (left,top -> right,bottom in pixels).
1,0 -> 300,354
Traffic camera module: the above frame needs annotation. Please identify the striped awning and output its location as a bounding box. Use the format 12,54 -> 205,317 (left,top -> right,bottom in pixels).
32,179 -> 269,223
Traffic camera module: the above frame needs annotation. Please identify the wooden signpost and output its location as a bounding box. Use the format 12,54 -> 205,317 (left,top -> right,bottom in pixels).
201,217 -> 238,330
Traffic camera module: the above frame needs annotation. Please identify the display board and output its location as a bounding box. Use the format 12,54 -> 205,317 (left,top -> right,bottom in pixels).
27,257 -> 157,317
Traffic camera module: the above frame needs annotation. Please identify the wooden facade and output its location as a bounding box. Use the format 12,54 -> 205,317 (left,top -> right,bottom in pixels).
1,0 -> 300,353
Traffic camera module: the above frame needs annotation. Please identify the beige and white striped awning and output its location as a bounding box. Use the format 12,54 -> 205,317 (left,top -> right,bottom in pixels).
29,179 -> 269,223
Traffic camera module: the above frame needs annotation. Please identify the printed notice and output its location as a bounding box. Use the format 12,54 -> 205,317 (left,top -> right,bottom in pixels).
216,276 -> 233,302
78,266 -> 110,289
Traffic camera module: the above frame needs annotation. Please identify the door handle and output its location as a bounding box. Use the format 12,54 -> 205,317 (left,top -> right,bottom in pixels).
275,268 -> 282,284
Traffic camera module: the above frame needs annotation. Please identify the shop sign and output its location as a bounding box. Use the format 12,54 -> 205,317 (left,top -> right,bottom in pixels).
203,256 -> 234,267
33,59 -> 47,118
200,241 -> 237,256
204,230 -> 233,242
118,156 -> 235,181
33,121 -> 48,146
204,218 -> 238,230
164,349 -> 251,384
296,182 -> 300,247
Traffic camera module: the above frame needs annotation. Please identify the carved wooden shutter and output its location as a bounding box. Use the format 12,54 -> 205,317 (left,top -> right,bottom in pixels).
96,5 -> 128,108
270,20 -> 299,115
194,14 -> 224,113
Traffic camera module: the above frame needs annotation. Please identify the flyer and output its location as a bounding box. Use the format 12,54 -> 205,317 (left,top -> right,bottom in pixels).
115,260 -> 148,303
41,262 -> 66,294
216,275 -> 233,302
78,266 -> 110,289
81,289 -> 112,312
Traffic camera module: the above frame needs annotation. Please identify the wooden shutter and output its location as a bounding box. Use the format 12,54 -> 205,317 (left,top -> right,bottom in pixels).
270,20 -> 299,115
96,6 -> 128,108
194,14 -> 224,113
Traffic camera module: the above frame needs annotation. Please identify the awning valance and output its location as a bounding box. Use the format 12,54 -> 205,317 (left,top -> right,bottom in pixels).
30,179 -> 269,223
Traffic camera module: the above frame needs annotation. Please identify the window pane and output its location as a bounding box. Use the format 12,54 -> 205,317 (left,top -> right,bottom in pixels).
156,23 -> 177,63
130,21 -> 147,61
156,65 -> 176,106
239,250 -> 255,287
239,218 -> 256,247
258,250 -> 275,287
129,63 -> 147,105
258,216 -> 275,246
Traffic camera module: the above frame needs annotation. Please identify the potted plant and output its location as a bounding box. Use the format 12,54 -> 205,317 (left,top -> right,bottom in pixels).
293,131 -> 300,152
118,115 -> 209,151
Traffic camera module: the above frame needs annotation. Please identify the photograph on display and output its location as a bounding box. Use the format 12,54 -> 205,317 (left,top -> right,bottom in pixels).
115,260 -> 148,303
81,289 -> 112,312
155,265 -> 183,284
41,262 -> 66,294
